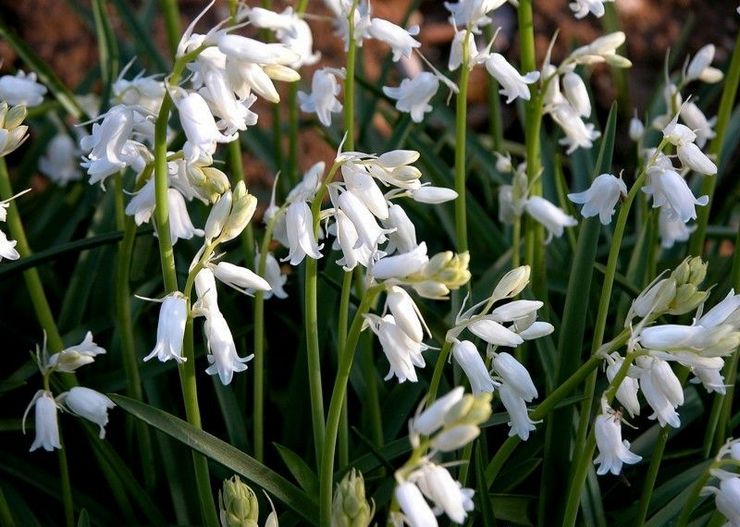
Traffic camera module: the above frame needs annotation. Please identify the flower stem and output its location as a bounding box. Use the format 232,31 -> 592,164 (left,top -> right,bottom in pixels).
454,30 -> 471,254
337,270 -> 353,466
319,286 -> 383,526
160,0 -> 181,59
428,341 -> 452,404
344,1 -> 359,150
304,259 -> 326,466
0,159 -> 64,352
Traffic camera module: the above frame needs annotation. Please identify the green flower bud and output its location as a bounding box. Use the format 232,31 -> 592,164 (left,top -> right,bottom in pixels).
668,284 -> 708,315
670,258 -> 691,285
4,104 -> 27,130
220,181 -> 257,243
688,257 -> 707,287
331,469 -> 373,527
218,476 -> 259,527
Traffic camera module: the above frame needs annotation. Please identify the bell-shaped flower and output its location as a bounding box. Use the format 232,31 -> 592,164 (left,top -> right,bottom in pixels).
518,321 -> 554,340
372,243 -> 429,280
57,387 -> 115,439
298,68 -> 344,127
363,150 -> 422,190
383,72 -> 439,123
444,0 -> 506,30
593,408 -> 642,475
410,186 -> 458,204
643,166 -> 708,222
569,0 -> 613,19
24,390 -> 60,452
144,293 -> 188,363
658,207 -> 695,249
485,54 -> 540,104
166,188 -> 205,244
629,111 -> 645,142
48,332 -> 106,373
256,251 -> 288,299
412,387 -> 465,436
176,92 -> 238,164
605,353 -> 640,417
39,134 -> 81,186
677,142 -> 717,175
635,356 -> 683,428
490,300 -> 543,324
697,290 -> 740,329
414,463 -> 474,524
386,286 -> 427,343
568,173 -> 627,224
704,477 -> 740,526
685,44 -> 723,84
449,29 -> 479,71
248,7 -> 320,67
112,70 -> 166,115
492,352 -> 538,402
395,481 -> 438,527
524,196 -> 578,242
452,340 -> 496,394
333,209 -> 372,271
0,230 -> 18,261
680,102 -> 716,148
690,365 -> 726,394
342,164 -> 389,219
336,188 -> 392,251
548,101 -> 600,153
384,204 -> 417,254
194,267 -> 219,315
366,314 -> 426,382
0,70 -> 47,107
204,309 -> 253,385
368,18 -> 420,61
284,201 -> 323,265
569,32 -> 629,66
211,261 -> 271,296
562,71 -> 591,117
198,69 -> 259,136
468,318 -> 523,348
497,383 -> 538,440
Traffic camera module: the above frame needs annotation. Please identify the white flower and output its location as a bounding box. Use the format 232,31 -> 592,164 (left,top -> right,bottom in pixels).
203,309 -> 252,385
335,188 -> 391,250
643,166 -> 708,222
629,111 -> 645,141
606,354 -> 640,417
386,286 -> 426,342
58,387 -> 115,439
569,0 -> 613,19
166,188 -> 205,243
384,204 -> 418,254
298,68 -> 344,127
468,319 -> 524,347
658,206 -> 695,248
452,340 -> 496,394
176,92 -> 237,164
0,70 -> 47,107
198,63 -> 259,135
112,70 -> 165,114
705,477 -> 740,526
342,164 -> 389,219
255,252 -> 288,299
0,230 -> 19,261
593,408 -> 642,475
518,322 -> 554,340
372,243 -> 429,280
194,267 -> 219,314
697,290 -> 740,329
449,29 -> 478,71
366,314 -> 426,382
562,72 -> 591,117
218,33 -> 300,66
48,331 -> 106,373
410,186 -> 458,204
368,18 -> 420,62
395,482 -> 438,527
690,365 -> 726,394
25,390 -> 60,452
485,54 -> 540,104
524,196 -> 578,242
677,142 -> 717,175
211,261 -> 271,296
492,352 -> 538,402
144,293 -> 188,363
39,134 -> 81,186
414,463 -> 473,523
635,356 -> 683,428
248,7 -> 320,67
569,32 -> 629,66
412,387 -> 465,436
568,173 -> 627,225
548,101 -> 600,153
383,72 -> 439,123
284,201 -> 323,266
497,383 -> 537,440
333,209 -> 372,271
444,0 -> 506,29
685,44 -> 723,84
680,102 -> 716,148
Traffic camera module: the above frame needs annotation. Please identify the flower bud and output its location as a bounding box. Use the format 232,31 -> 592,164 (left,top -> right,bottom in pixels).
4,104 -> 28,130
688,256 -> 708,286
218,476 -> 259,527
413,387 -> 465,436
627,278 -> 677,323
452,340 -> 495,394
221,182 -> 257,242
212,261 -> 271,295
562,72 -> 591,117
410,186 -> 458,204
373,243 -> 429,280
431,424 -> 480,452
668,284 -> 708,315
492,266 -> 531,300
468,319 -> 523,348
685,44 -> 716,83
205,190 -> 233,241
629,111 -> 644,142
332,469 -> 373,527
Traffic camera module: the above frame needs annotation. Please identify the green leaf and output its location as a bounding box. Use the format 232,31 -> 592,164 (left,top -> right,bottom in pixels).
76,509 -> 91,527
111,394 -> 319,525
475,445 -> 497,527
273,443 -> 320,500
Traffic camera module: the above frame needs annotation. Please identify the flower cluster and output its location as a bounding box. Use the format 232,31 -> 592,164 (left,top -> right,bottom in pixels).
702,439 -> 740,527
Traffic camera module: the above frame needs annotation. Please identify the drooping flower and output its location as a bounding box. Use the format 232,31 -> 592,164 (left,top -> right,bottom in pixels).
562,71 -> 591,117
569,0 -> 614,19
25,390 -> 61,452
372,243 -> 429,280
635,356 -> 683,428
568,173 -> 627,225
248,7 -> 320,67
452,340 -> 496,394
492,352 -> 538,402
414,463 -> 474,524
365,314 -> 426,383
298,68 -> 344,127
547,101 -> 601,153
0,70 -> 47,107
497,383 -> 538,440
144,293 -> 188,363
39,134 -> 82,186
524,196 -> 578,242
48,331 -> 106,373
593,407 -> 642,475
176,92 -> 238,164
680,102 -> 716,148
255,251 -> 288,299
704,477 -> 740,526
211,261 -> 271,296
367,18 -> 421,62
395,481 -> 438,527
605,353 -> 640,417
484,54 -> 540,104
383,72 -> 439,123
685,44 -> 724,84
643,165 -> 709,222
203,309 -> 253,385
284,201 -> 323,265
57,387 -> 115,439
658,203 -> 695,249
444,0 -> 507,30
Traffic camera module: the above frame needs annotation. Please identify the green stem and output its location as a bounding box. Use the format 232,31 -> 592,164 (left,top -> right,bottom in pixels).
454,30 -> 471,253
688,31 -> 740,256
304,257 -> 326,465
0,159 -> 63,352
512,216 -> 521,268
114,174 -> 155,488
344,1 -> 359,150
153,95 -> 178,293
319,286 -> 382,526
337,270 -> 353,467
57,430 -> 74,527
160,0 -> 181,59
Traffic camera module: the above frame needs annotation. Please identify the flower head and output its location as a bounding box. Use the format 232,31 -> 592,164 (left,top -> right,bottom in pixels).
485,54 -> 540,104
144,293 -> 188,363
25,390 -> 61,452
568,173 -> 627,225
58,387 -> 115,439
593,407 -> 642,475
383,72 -> 439,123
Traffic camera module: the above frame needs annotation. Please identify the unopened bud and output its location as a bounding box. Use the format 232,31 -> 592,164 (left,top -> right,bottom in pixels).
627,278 -> 676,323
221,182 -> 257,242
492,266 -> 531,301
668,284 -> 707,315
205,190 -> 233,241
688,257 -> 707,286
431,424 -> 480,452
47,350 -> 95,373
331,469 -> 373,527
4,104 -> 27,129
218,476 -> 259,527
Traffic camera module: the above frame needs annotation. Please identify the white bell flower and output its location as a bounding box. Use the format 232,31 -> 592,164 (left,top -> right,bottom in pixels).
492,352 -> 538,402
569,32 -> 628,65
194,267 -> 219,315
449,29 -> 479,71
629,111 -> 645,142
386,286 -> 427,343
0,230 -> 19,261
410,186 -> 458,204
690,365 -> 726,394
176,92 -> 237,164
562,71 -> 591,117
498,383 -> 538,440
414,463 -> 473,523
248,7 -> 320,67
412,387 -> 465,436
125,179 -> 156,226
203,309 -> 253,385
468,319 -> 524,348
677,142 -> 717,175
593,408 -> 642,475
485,54 -> 540,104
490,300 -> 543,323
298,68 -> 344,127
568,173 -> 627,225
256,251 -> 288,299
372,242 -> 429,280
211,261 -> 271,296
524,196 -> 578,242
704,477 -> 740,526
680,102 -> 716,148
336,188 -> 392,250
384,204 -> 418,254
605,353 -> 640,417
635,356 -> 683,428
685,44 -> 724,84
0,70 -> 47,107
24,390 -> 60,452
39,134 -> 81,186
366,314 -> 426,383
697,290 -> 740,329
112,71 -> 166,115
48,331 -> 106,373
284,201 -> 323,266
342,164 -> 389,219
144,293 -> 188,363
368,18 -> 421,62
658,205 -> 695,248
333,209 -> 372,271
166,188 -> 205,244
548,101 -> 600,153
444,0 -> 506,30
518,321 -> 554,340
218,34 -> 300,67
383,72 -> 440,123
569,0 -> 614,19
643,166 -> 709,222
395,481 -> 438,527
452,340 -> 496,394
198,70 -> 258,135
58,387 -> 115,439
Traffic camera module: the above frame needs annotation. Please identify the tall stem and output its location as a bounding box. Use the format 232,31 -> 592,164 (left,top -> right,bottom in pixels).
304,258 -> 326,465
344,1 -> 359,150
454,31 -> 471,253
0,159 -> 64,352
319,287 -> 382,526
337,270 -> 353,466
160,0 -> 181,59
